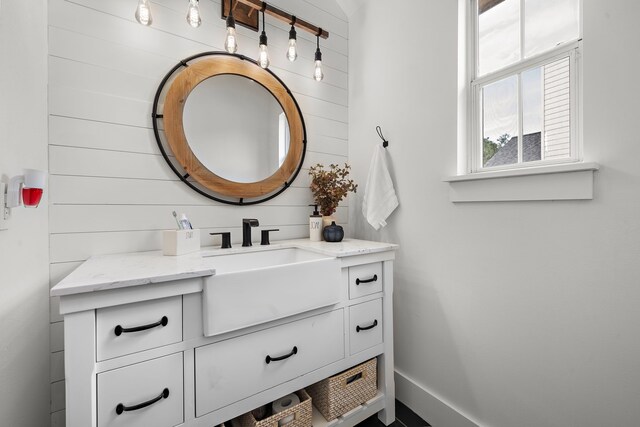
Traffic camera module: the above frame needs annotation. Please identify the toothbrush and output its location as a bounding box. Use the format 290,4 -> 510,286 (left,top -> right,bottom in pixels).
172,211 -> 183,229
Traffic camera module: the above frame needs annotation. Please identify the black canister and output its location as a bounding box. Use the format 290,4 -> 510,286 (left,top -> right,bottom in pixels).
323,221 -> 344,242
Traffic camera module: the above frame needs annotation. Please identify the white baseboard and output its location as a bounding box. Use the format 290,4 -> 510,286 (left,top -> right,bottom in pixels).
394,369 -> 480,427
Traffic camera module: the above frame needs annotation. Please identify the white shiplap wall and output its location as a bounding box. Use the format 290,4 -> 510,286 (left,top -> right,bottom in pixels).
48,0 -> 348,424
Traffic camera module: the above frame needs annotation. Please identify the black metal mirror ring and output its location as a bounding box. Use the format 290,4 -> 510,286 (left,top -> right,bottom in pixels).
152,52 -> 307,205
114,316 -> 169,336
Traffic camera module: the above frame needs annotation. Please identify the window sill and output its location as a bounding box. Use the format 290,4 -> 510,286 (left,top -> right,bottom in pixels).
443,162 -> 599,202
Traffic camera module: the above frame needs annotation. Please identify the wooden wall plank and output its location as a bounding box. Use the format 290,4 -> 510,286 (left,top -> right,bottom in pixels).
49,176 -> 329,206
50,322 -> 64,353
49,116 -> 159,155
49,145 -> 175,180
50,381 -> 65,413
51,351 -> 65,383
51,410 -> 65,427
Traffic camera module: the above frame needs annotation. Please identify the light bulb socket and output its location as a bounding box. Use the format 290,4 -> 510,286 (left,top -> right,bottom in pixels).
315,47 -> 322,61
260,31 -> 268,46
226,0 -> 236,28
226,13 -> 236,29
289,25 -> 297,40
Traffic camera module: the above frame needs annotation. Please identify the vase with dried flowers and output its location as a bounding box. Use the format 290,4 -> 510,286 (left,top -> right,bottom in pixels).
309,163 -> 357,233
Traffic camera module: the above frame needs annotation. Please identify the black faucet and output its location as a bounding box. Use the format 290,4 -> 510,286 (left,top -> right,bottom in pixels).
242,218 -> 259,247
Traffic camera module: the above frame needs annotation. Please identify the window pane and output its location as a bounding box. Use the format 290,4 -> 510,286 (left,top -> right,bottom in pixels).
524,0 -> 579,58
482,75 -> 518,167
522,66 -> 542,162
542,57 -> 571,160
478,0 -> 521,76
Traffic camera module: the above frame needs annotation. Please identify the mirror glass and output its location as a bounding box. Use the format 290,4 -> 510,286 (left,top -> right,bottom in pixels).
183,75 -> 290,183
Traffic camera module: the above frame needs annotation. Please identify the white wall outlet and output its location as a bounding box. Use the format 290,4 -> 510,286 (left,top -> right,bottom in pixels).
0,183 -> 9,231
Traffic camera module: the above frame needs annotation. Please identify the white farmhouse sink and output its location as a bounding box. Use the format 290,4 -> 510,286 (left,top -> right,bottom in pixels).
201,248 -> 341,337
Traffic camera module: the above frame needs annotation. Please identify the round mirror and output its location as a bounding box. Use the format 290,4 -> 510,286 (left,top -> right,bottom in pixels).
183,75 -> 290,184
153,52 -> 306,205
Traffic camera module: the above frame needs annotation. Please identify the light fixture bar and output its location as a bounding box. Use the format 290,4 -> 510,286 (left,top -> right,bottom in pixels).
235,0 -> 329,39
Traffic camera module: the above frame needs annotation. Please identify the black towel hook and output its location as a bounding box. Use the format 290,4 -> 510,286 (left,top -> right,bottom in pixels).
376,126 -> 389,148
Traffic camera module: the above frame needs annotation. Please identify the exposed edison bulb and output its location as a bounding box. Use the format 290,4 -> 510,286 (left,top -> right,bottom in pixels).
186,0 -> 201,28
258,30 -> 270,69
286,39 -> 298,62
259,43 -> 270,69
286,26 -> 298,62
224,26 -> 238,53
314,60 -> 324,82
135,0 -> 153,26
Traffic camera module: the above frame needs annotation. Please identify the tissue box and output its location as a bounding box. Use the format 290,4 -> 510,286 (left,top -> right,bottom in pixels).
162,229 -> 200,256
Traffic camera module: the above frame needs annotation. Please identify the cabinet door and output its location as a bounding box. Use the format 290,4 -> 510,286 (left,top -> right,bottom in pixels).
349,299 -> 383,355
97,352 -> 184,427
195,309 -> 345,416
96,296 -> 182,361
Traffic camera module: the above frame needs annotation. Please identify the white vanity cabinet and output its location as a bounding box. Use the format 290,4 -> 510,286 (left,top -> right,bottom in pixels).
52,239 -> 397,427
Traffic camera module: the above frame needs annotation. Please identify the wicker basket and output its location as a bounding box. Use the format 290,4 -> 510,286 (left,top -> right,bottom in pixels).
307,358 -> 377,421
239,390 -> 312,427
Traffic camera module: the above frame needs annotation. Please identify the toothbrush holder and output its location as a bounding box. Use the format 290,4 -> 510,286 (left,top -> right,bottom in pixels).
162,229 -> 201,256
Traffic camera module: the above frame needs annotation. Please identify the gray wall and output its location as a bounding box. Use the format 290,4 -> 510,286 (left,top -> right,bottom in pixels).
347,1 -> 640,426
0,0 -> 50,426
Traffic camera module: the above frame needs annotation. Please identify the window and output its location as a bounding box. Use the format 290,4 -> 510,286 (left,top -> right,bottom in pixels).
469,0 -> 581,172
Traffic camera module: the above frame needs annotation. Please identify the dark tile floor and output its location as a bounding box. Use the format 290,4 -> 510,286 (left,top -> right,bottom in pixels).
357,400 -> 430,427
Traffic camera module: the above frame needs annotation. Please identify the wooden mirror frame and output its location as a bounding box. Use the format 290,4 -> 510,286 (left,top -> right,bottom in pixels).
153,52 -> 306,205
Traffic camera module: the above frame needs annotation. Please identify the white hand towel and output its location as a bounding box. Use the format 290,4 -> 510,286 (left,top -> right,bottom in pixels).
362,144 -> 398,230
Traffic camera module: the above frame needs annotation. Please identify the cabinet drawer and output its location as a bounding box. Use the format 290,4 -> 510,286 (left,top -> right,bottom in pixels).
349,299 -> 383,355
195,309 -> 344,416
97,353 -> 184,427
348,263 -> 383,299
96,296 -> 182,361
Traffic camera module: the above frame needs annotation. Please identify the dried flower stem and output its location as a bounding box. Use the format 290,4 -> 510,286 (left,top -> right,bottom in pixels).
309,163 -> 357,216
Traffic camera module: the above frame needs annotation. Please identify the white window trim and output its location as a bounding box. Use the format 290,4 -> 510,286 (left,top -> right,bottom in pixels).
470,41 -> 582,173
447,0 -> 596,202
444,164 -> 598,202
444,161 -> 598,182
469,0 -> 583,173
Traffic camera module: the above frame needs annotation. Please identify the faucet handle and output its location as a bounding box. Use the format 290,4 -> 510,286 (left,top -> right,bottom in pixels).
210,232 -> 232,249
260,229 -> 279,246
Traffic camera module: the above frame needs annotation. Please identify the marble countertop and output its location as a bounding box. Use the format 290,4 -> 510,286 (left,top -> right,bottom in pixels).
200,238 -> 398,258
50,238 -> 398,297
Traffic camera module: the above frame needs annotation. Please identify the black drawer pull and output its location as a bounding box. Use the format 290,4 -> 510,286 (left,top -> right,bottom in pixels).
265,346 -> 298,364
356,274 -> 378,285
116,388 -> 169,415
356,319 -> 378,332
114,316 -> 168,336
